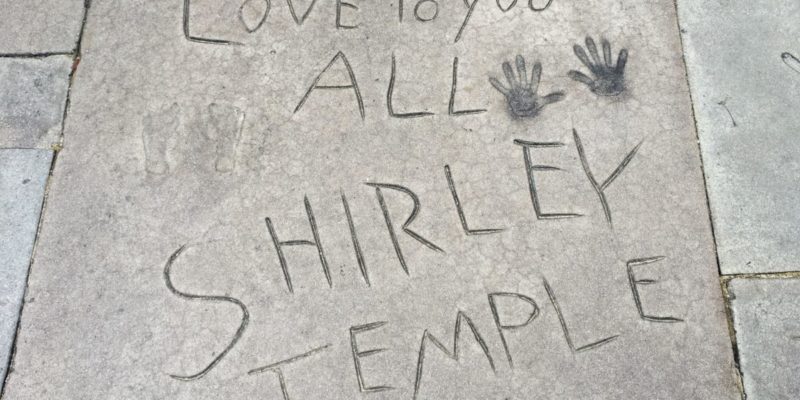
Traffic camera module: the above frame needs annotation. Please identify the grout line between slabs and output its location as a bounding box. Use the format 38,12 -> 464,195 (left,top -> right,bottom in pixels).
719,278 -> 746,400
0,51 -> 73,59
0,1 -> 92,398
723,271 -> 800,280
670,0 -> 746,398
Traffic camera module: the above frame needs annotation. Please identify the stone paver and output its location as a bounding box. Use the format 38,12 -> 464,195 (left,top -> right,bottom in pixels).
0,56 -> 72,149
0,0 -> 84,55
2,0 -> 739,398
729,278 -> 800,400
677,0 -> 800,274
0,149 -> 52,386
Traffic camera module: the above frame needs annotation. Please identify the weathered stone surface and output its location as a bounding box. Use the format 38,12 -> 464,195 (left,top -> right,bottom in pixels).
0,0 -> 84,54
729,278 -> 800,399
677,0 -> 800,274
0,56 -> 72,149
3,0 -> 739,399
0,149 -> 52,386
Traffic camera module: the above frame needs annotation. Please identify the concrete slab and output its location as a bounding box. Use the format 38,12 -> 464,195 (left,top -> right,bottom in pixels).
0,149 -> 52,387
2,0 -> 739,398
0,0 -> 84,55
676,0 -> 800,274
729,278 -> 800,400
0,56 -> 72,149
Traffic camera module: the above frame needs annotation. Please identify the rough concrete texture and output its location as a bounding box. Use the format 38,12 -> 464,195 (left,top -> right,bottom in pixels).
0,0 -> 84,54
3,0 -> 740,398
729,278 -> 800,400
0,149 -> 52,386
677,0 -> 800,274
0,56 -> 72,149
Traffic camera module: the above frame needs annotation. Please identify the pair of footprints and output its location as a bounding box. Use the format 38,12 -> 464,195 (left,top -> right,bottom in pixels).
142,103 -> 246,175
490,37 -> 628,119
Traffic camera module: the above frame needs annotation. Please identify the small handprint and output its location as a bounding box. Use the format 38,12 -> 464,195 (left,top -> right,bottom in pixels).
569,37 -> 628,97
489,55 -> 565,119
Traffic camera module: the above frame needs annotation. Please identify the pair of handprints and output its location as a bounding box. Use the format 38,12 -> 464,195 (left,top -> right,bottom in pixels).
490,36 -> 628,119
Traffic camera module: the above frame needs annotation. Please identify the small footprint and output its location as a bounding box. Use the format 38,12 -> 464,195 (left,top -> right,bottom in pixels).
141,103 -> 180,175
205,103 -> 245,173
782,52 -> 800,75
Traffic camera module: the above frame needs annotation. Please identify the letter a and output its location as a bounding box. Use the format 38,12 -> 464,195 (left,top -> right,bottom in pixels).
294,51 -> 365,120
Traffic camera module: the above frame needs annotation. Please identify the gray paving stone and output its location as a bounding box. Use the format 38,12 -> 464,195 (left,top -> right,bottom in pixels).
729,278 -> 800,400
0,149 -> 52,387
0,0 -> 84,55
2,0 -> 739,398
0,56 -> 72,149
676,0 -> 800,274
